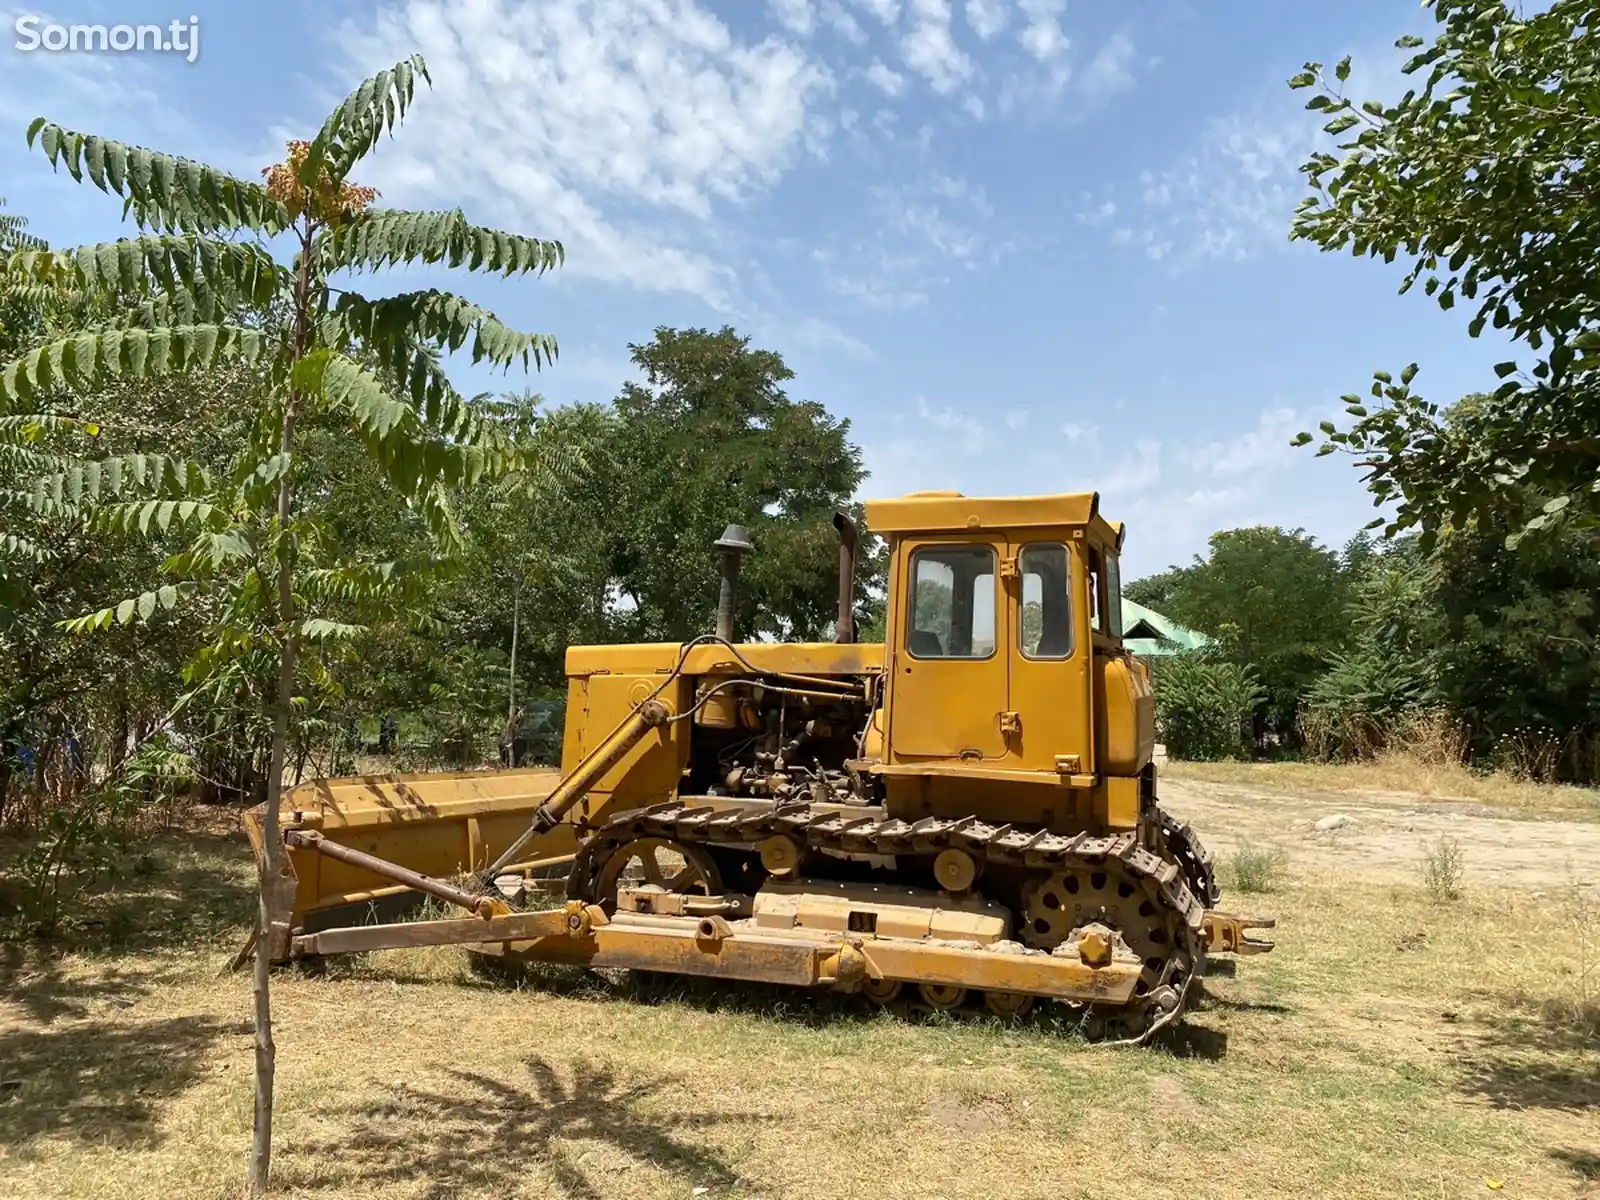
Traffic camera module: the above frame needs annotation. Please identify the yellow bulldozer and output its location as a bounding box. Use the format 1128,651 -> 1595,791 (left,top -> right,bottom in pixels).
246,490 -> 1272,1043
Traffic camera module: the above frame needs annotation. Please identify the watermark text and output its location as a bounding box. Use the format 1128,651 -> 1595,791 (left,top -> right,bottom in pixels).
14,15 -> 200,63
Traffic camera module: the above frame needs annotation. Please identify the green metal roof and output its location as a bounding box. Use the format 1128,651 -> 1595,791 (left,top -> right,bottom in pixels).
1121,597 -> 1211,657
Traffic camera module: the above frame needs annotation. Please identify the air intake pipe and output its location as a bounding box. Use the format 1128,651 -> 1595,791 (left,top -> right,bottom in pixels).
713,524 -> 753,643
833,511 -> 858,644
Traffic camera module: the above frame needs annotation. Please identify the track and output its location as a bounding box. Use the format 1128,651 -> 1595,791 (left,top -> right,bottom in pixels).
567,799 -> 1209,1041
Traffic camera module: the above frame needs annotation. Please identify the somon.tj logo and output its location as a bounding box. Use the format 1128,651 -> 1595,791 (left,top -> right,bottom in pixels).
14,15 -> 200,63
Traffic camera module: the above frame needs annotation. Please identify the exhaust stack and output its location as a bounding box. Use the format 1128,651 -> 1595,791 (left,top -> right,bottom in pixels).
713,524 -> 753,643
833,511 -> 858,644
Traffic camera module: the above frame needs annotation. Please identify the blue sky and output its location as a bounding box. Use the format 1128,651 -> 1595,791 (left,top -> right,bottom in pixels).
2,0 -> 1517,577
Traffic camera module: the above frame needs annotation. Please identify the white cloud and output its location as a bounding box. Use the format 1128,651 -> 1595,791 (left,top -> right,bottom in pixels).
1189,405 -> 1309,477
1080,32 -> 1136,102
329,0 -> 834,309
901,0 -> 975,95
915,396 -> 1000,452
850,0 -> 901,24
1108,33 -> 1412,268
788,315 -> 873,358
1061,421 -> 1100,443
1099,438 -> 1162,498
1005,409 -> 1029,429
822,1 -> 868,43
770,0 -> 816,36
813,169 -> 1000,308
1136,110 -> 1309,264
1016,0 -> 1068,63
865,58 -> 907,96
1078,198 -> 1116,226
964,0 -> 1009,39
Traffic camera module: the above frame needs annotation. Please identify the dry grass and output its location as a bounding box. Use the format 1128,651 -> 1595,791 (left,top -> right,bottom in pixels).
3,823 -> 1599,1200
1166,755 -> 1600,820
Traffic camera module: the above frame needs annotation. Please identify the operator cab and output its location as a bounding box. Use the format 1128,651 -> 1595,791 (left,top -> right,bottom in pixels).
864,491 -> 1151,816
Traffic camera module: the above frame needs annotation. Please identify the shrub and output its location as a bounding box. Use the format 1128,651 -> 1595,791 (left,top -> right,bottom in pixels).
1420,835 -> 1464,903
1151,653 -> 1265,761
1227,840 -> 1284,894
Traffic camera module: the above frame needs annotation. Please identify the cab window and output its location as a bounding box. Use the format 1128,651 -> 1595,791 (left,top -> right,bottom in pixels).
907,546 -> 995,659
1105,552 -> 1124,638
1085,545 -> 1124,639
1019,543 -> 1073,659
1087,545 -> 1104,633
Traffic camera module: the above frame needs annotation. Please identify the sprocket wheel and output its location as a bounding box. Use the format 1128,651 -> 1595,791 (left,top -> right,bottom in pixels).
589,837 -> 722,914
1019,858 -> 1194,1040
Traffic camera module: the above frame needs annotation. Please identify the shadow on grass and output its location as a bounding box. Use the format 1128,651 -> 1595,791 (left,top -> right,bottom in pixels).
1457,990 -> 1600,1111
285,1055 -> 769,1200
0,1013 -> 230,1150
0,941 -> 159,1024
1551,1147 -> 1600,1181
351,953 -> 1237,1057
1,821 -> 255,958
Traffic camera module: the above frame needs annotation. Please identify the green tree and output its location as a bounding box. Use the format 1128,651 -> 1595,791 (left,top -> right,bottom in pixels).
1127,527 -> 1351,737
1288,0 -> 1600,546
2,55 -> 564,1193
1428,518 -> 1600,777
600,326 -> 876,642
1150,653 -> 1266,762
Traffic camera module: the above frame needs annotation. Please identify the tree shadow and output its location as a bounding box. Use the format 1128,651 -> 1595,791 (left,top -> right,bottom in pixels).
1551,1147 -> 1599,1181
0,941 -> 157,1024
1455,989 -> 1600,1112
284,1054 -> 771,1200
0,1014 -> 229,1149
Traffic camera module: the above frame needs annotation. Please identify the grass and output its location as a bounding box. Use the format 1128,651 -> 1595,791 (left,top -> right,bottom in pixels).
1165,754 -> 1600,820
3,817 -> 1599,1200
1225,840 -> 1285,894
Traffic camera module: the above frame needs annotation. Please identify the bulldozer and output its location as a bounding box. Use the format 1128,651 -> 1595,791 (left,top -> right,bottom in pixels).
246,490 -> 1272,1043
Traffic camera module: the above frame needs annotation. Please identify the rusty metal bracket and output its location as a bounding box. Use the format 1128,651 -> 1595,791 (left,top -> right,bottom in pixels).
1202,911 -> 1276,956
285,829 -> 509,919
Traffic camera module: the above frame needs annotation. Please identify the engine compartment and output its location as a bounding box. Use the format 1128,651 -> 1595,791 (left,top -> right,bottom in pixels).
685,674 -> 877,806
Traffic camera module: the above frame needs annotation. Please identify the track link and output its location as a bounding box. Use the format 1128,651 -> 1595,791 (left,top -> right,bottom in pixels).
1159,808 -> 1221,907
569,800 -> 1207,1042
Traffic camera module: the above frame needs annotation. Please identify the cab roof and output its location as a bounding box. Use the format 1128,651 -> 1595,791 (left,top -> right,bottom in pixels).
864,491 -> 1124,547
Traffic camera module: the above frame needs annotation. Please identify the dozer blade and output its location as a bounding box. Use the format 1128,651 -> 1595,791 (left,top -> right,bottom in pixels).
1202,910 -> 1276,956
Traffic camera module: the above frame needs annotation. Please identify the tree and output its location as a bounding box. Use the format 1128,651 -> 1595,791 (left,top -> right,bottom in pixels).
2,55 -> 565,1193
1127,527 -> 1351,737
599,327 -> 876,642
1288,0 -> 1600,547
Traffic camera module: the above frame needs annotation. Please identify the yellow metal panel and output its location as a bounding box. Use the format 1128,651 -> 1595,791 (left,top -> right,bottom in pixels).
1003,533 -> 1092,774
1095,654 -> 1154,776
882,772 -> 1089,831
1099,776 -> 1140,831
752,879 -> 1010,942
866,491 -> 1099,534
885,535 -> 1009,760
557,673 -> 691,818
565,641 -> 884,679
859,940 -> 1140,1003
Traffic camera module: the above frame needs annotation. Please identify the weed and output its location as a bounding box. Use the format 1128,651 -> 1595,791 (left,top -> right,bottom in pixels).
1227,841 -> 1284,894
1420,835 -> 1465,902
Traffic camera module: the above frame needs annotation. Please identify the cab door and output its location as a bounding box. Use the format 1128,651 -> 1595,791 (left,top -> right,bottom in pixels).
887,538 -> 1010,761
1004,535 -> 1092,772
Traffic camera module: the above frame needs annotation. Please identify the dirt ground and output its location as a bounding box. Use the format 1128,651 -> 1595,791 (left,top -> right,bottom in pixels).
1160,775 -> 1600,894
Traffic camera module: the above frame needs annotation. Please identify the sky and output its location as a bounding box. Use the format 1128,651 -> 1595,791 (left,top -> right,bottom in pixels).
0,0 -> 1520,578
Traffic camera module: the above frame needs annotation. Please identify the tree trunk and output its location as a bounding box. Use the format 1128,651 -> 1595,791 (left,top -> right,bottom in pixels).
249,217 -> 315,1198
508,575 -> 520,721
